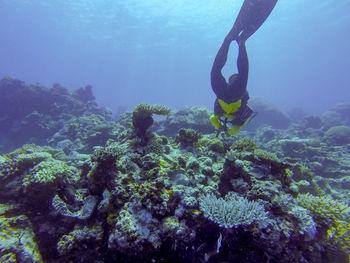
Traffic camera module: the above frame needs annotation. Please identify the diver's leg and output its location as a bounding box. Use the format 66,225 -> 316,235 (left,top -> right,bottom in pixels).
236,39 -> 249,88
211,34 -> 233,95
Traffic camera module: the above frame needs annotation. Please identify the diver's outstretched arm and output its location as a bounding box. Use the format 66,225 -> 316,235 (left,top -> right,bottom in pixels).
211,35 -> 232,95
236,39 -> 249,89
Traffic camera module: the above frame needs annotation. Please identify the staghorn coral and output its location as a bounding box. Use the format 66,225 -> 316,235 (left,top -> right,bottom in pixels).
199,192 -> 268,228
296,193 -> 350,254
296,193 -> 350,225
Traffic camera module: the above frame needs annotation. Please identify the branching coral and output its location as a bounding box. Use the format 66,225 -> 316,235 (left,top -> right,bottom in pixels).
199,192 -> 268,228
296,193 -> 350,254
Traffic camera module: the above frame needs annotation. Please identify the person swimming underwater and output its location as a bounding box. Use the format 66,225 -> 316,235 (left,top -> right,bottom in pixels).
210,32 -> 253,136
210,0 -> 278,136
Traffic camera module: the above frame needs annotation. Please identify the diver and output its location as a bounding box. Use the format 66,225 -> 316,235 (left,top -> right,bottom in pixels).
210,0 -> 278,136
210,31 -> 253,136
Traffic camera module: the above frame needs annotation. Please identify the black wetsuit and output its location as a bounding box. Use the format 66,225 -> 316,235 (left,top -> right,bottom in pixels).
210,0 -> 278,130
210,36 -> 249,119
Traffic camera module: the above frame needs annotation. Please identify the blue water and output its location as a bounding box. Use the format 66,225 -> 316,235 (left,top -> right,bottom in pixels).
1,0 -> 350,114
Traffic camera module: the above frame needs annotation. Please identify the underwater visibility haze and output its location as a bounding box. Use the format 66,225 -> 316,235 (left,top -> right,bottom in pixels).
1,0 -> 350,114
1,0 -> 350,263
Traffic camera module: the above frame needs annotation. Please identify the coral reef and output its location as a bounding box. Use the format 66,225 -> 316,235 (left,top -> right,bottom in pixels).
153,106 -> 215,137
0,204 -> 43,263
323,126 -> 350,146
0,77 -> 115,154
0,77 -> 349,262
175,128 -> 203,147
321,102 -> 350,128
248,97 -> 291,130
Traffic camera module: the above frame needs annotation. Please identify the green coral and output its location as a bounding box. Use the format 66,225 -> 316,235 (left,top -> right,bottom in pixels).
207,138 -> 225,154
22,159 -> 73,189
175,128 -> 202,147
16,152 -> 52,168
232,138 -> 257,152
296,194 -> 349,224
57,225 -> 103,256
0,252 -> 16,263
253,149 -> 279,163
91,142 -> 124,163
133,103 -> 171,118
132,103 -> 170,144
296,193 -> 350,254
298,163 -> 313,177
0,211 -> 43,262
327,220 -> 350,255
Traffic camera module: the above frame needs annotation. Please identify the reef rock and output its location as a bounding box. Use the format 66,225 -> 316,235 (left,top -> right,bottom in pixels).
153,106 -> 215,137
323,126 -> 350,146
0,77 -> 114,154
248,97 -> 291,130
322,102 -> 350,128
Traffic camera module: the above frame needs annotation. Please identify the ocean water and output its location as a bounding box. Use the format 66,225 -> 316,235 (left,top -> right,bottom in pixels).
0,0 -> 350,114
1,1 -> 350,262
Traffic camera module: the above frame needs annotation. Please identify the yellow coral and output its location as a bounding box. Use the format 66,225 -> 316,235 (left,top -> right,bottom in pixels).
297,193 -> 350,256
296,193 -> 349,223
327,220 -> 350,255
